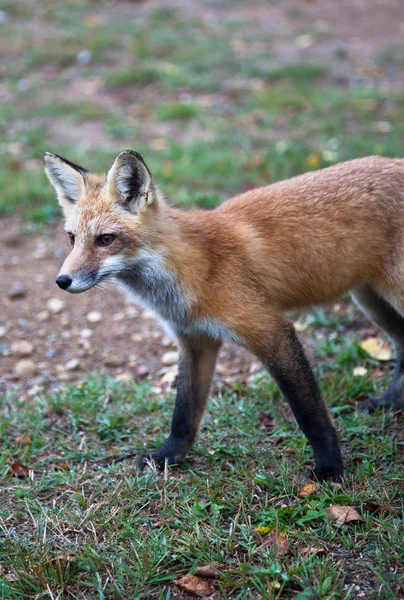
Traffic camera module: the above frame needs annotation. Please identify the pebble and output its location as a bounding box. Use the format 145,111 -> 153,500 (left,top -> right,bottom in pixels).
104,357 -> 125,368
11,341 -> 34,356
36,310 -> 50,321
86,311 -> 102,323
131,333 -> 143,342
8,282 -> 26,299
15,359 -> 36,378
161,351 -> 179,366
80,328 -> 93,338
115,372 -> 132,383
0,327 -> 6,338
47,298 -> 65,314
65,358 -> 80,371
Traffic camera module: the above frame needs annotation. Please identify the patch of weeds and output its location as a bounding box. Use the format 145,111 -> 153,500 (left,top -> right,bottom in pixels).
157,101 -> 200,121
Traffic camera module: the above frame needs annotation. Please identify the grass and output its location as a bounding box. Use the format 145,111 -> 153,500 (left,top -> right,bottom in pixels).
1,1 -> 404,222
1,330 -> 403,599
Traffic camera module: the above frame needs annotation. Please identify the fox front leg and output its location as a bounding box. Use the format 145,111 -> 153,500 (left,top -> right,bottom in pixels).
137,336 -> 221,469
247,317 -> 344,482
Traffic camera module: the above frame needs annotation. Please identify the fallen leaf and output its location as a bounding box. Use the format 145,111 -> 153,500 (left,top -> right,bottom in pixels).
263,530 -> 289,556
10,462 -> 31,478
14,434 -> 32,447
54,460 -> 70,471
194,565 -> 220,579
258,411 -> 275,430
174,574 -> 214,596
360,337 -> 392,361
299,545 -> 326,557
298,483 -> 317,497
326,505 -> 364,524
364,502 -> 402,517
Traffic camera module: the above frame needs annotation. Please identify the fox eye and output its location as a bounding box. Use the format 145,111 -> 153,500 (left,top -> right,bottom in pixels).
96,234 -> 116,247
67,232 -> 75,246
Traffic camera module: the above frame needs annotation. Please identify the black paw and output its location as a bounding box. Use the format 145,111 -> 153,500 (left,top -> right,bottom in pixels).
359,395 -> 398,413
137,437 -> 191,470
306,466 -> 344,483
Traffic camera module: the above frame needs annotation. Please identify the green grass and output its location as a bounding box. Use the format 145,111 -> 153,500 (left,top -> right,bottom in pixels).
1,335 -> 403,599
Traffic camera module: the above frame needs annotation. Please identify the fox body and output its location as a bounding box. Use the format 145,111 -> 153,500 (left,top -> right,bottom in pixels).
44,151 -> 404,481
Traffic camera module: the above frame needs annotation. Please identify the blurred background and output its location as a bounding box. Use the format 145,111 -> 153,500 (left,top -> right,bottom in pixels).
1,0 -> 404,395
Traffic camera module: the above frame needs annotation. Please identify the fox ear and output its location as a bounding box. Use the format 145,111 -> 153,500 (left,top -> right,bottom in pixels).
44,152 -> 87,216
106,150 -> 154,213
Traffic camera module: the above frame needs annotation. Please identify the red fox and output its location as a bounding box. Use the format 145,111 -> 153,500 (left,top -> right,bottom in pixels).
44,150 -> 404,481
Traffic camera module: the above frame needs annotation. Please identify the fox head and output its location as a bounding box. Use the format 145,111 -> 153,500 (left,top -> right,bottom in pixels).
44,150 -> 162,293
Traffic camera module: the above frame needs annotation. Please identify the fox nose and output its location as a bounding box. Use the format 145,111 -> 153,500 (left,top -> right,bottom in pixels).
56,275 -> 72,290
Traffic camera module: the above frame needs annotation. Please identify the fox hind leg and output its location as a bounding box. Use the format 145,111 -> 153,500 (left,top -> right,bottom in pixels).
352,284 -> 404,411
246,317 -> 344,482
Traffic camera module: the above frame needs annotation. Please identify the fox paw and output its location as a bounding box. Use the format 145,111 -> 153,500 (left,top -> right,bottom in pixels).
137,437 -> 190,470
359,395 -> 402,413
306,466 -> 344,483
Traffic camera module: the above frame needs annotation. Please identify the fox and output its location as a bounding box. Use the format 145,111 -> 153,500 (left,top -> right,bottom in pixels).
43,150 -> 404,481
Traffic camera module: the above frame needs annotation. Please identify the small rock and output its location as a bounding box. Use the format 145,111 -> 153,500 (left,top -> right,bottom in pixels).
115,372 -> 132,383
125,306 -> 138,317
131,333 -> 143,342
60,315 -> 69,327
27,384 -> 43,398
104,357 -> 125,368
58,372 -> 73,382
136,365 -> 149,378
80,328 -> 93,338
142,310 -> 156,320
76,49 -> 92,65
47,298 -> 65,314
65,358 -> 80,371
36,310 -> 50,322
15,359 -> 36,378
0,327 -> 6,338
8,282 -> 26,299
86,311 -> 102,323
161,351 -> 178,366
11,341 -> 34,356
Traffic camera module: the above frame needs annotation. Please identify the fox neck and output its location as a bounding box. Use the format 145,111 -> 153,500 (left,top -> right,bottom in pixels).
115,202 -> 212,327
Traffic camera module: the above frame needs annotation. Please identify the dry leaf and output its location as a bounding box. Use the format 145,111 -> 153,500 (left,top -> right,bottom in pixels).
326,505 -> 364,524
360,337 -> 392,361
10,462 -> 31,478
299,546 -> 326,557
298,483 -> 317,497
54,460 -> 70,471
14,434 -> 32,447
194,565 -> 220,579
174,574 -> 214,596
364,502 -> 402,517
264,530 -> 289,556
258,412 -> 275,430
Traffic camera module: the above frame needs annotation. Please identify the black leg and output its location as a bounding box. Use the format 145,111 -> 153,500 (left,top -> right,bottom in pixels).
138,336 -> 221,468
353,284 -> 404,411
246,318 -> 344,481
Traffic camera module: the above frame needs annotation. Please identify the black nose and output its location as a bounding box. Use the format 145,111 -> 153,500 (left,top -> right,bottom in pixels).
56,275 -> 72,290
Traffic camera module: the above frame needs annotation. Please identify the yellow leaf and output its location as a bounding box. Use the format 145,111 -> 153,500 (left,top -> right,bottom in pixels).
255,526 -> 271,534
360,337 -> 392,361
298,483 -> 317,497
306,152 -> 321,169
